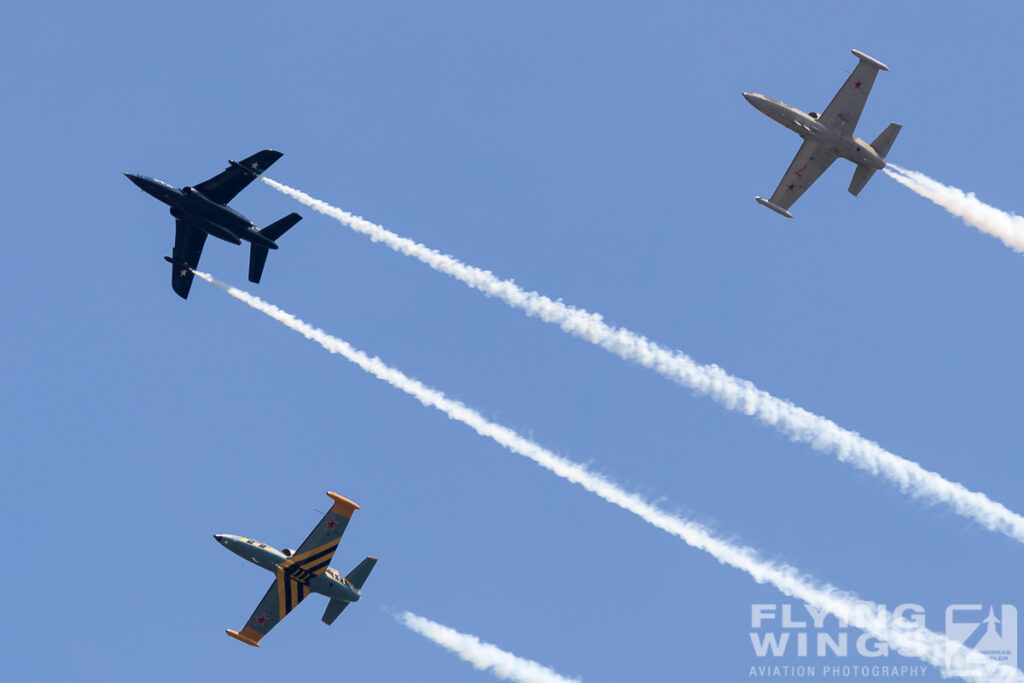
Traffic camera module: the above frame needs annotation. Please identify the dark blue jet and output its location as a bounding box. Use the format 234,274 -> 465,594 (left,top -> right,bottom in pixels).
125,149 -> 301,299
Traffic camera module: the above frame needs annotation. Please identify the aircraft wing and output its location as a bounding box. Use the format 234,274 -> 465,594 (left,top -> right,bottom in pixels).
765,139 -> 838,212
169,219 -> 208,299
278,492 -> 361,580
226,571 -> 312,647
194,149 -> 283,205
819,52 -> 887,135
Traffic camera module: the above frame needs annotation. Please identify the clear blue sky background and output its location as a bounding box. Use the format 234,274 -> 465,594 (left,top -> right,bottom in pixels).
3,3 -> 1024,681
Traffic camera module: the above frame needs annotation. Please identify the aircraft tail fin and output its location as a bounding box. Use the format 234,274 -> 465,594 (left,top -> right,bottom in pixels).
321,598 -> 349,625
849,165 -> 877,196
248,213 -> 302,284
871,123 -> 902,159
248,245 -> 270,283
849,123 -> 901,196
260,212 -> 302,242
345,556 -> 377,591
320,557 -> 376,625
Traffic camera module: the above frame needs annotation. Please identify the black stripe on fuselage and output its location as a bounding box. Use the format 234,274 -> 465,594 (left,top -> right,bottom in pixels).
288,567 -> 313,583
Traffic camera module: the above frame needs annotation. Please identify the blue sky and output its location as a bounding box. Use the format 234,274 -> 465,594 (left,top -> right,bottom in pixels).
4,3 -> 1024,681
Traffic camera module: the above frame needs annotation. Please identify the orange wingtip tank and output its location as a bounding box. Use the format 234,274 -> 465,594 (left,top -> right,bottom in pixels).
326,492 -> 361,517
226,628 -> 262,647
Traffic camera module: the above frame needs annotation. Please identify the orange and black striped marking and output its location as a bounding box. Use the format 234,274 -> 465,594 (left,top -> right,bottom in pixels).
275,566 -> 312,619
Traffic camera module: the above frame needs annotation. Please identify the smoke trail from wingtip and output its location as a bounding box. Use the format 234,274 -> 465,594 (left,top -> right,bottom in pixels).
398,611 -> 579,683
260,177 -> 1024,545
192,270 -> 1024,682
884,163 -> 1024,252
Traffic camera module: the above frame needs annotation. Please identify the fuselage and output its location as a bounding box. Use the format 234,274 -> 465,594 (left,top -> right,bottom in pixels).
124,174 -> 278,249
214,533 -> 361,603
742,93 -> 885,170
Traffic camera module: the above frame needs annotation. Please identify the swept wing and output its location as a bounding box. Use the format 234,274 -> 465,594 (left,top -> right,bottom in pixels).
764,140 -> 838,213
277,492 -> 360,580
169,219 -> 208,299
819,51 -> 888,135
227,571 -> 311,647
194,149 -> 283,205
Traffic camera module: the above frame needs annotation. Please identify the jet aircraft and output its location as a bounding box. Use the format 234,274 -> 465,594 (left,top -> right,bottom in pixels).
125,149 -> 302,298
743,50 -> 901,217
214,491 -> 377,647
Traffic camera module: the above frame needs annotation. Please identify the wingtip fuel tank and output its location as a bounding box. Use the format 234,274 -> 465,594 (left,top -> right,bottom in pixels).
226,629 -> 261,647
850,50 -> 889,72
755,196 -> 793,218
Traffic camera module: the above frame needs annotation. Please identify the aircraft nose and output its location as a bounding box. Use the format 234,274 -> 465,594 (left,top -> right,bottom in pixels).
124,173 -> 146,189
214,534 -> 224,542
742,93 -> 771,112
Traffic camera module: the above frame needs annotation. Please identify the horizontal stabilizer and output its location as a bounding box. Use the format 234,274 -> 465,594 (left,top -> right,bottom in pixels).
249,245 -> 270,284
871,123 -> 901,159
345,556 -> 377,591
850,123 -> 901,196
849,165 -> 877,196
322,598 -> 349,625
260,212 -> 302,242
248,213 -> 302,284
755,196 -> 793,218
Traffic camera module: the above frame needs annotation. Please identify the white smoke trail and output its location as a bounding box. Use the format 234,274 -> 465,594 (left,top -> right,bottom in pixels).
398,611 -> 579,683
884,163 -> 1024,252
260,177 -> 1024,544
193,270 -> 1022,682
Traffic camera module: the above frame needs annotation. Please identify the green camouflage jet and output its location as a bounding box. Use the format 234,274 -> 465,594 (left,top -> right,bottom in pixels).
214,492 -> 377,647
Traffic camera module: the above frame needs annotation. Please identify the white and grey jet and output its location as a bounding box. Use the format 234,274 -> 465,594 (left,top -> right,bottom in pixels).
744,50 -> 900,218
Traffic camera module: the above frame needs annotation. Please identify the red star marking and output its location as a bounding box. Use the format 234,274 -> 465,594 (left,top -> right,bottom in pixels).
786,183 -> 796,192
326,519 -> 337,530
854,80 -> 863,89
256,615 -> 266,625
